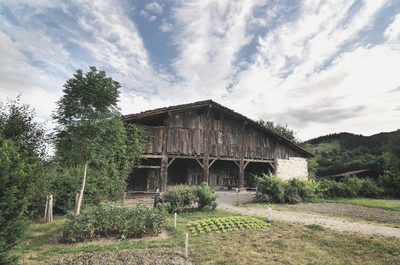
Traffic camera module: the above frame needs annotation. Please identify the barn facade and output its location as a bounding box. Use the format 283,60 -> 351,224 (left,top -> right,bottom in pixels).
122,100 -> 314,192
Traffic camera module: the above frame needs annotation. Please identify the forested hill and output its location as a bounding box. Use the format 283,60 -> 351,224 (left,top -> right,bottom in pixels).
305,130 -> 400,177
306,131 -> 399,150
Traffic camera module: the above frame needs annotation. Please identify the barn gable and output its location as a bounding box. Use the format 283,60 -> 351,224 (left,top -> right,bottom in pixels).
122,100 -> 315,191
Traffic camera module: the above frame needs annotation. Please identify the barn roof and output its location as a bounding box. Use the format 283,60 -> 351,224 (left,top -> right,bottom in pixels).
121,99 -> 315,158
330,169 -> 383,178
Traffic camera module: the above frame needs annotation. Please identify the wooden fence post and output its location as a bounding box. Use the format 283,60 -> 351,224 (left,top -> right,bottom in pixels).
44,194 -> 53,223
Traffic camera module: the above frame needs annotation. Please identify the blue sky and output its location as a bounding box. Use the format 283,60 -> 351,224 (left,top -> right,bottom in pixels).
1,0 -> 400,141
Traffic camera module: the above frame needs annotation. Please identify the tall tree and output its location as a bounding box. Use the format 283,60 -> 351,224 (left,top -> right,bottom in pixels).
52,66 -> 126,214
257,119 -> 300,144
0,138 -> 34,264
381,131 -> 400,198
0,96 -> 47,218
0,95 -> 47,159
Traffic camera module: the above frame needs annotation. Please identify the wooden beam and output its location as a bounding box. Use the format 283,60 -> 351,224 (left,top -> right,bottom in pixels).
233,160 -> 239,168
137,166 -> 161,169
167,157 -> 175,168
244,160 -> 250,169
160,115 -> 170,192
208,157 -> 218,169
268,162 -> 275,170
195,158 -> 203,168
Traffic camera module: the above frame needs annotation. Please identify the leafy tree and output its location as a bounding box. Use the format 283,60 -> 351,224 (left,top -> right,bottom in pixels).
0,138 -> 35,264
52,66 -> 128,214
332,148 -> 338,155
257,119 -> 300,144
381,132 -> 400,198
0,96 -> 48,218
0,95 -> 47,159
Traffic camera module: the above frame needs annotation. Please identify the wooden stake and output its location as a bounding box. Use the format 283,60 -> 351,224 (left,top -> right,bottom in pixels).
185,233 -> 188,259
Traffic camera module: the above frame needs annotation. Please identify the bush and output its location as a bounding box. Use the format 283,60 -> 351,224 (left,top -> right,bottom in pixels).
0,139 -> 33,264
156,182 -> 219,213
317,176 -> 382,198
47,165 -> 128,214
59,202 -> 169,243
156,185 -> 196,213
255,173 -> 318,204
196,182 -> 219,210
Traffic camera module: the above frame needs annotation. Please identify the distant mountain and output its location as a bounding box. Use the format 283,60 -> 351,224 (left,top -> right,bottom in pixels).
306,130 -> 400,150
305,129 -> 400,178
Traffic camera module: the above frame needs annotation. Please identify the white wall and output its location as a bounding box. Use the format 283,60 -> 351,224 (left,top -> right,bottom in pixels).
275,157 -> 308,181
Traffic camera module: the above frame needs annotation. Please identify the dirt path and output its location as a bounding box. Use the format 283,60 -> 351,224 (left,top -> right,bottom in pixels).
216,192 -> 400,239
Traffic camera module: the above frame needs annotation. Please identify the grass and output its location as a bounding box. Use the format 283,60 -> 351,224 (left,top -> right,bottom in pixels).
11,209 -> 400,264
312,140 -> 341,155
306,197 -> 400,211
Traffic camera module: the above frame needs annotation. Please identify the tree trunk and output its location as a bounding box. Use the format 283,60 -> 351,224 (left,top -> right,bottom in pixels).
75,159 -> 88,215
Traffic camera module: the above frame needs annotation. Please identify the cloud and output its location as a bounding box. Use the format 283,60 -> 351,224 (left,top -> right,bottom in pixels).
140,10 -> 149,18
384,14 -> 400,40
159,18 -> 173,32
149,16 -> 157,22
145,2 -> 163,14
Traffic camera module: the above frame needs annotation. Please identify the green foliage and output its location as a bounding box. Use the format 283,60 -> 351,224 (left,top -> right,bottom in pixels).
187,216 -> 270,236
317,176 -> 382,198
304,224 -> 325,231
59,202 -> 169,243
255,172 -> 318,203
196,182 -> 219,210
0,95 -> 49,218
381,132 -> 400,198
52,66 -> 144,214
157,182 -> 219,213
0,139 -> 33,264
257,119 -> 300,144
156,185 -> 196,213
0,95 -> 47,159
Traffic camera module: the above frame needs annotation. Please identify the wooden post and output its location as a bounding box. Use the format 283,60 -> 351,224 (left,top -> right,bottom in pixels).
236,188 -> 240,205
203,108 -> 210,184
239,121 -> 246,189
161,114 -> 170,192
44,194 -> 53,223
185,233 -> 188,259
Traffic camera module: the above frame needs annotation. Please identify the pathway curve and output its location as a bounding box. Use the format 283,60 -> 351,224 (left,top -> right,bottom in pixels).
216,192 -> 400,239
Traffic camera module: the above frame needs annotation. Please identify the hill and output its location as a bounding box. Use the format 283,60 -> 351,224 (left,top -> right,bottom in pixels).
305,130 -> 400,178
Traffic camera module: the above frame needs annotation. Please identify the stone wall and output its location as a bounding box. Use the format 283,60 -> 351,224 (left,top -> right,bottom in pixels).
275,157 -> 308,181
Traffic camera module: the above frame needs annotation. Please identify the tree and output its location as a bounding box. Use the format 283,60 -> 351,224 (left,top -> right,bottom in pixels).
381,132 -> 400,198
0,138 -> 34,264
0,96 -> 48,218
0,95 -> 47,159
52,66 -> 127,214
257,119 -> 300,144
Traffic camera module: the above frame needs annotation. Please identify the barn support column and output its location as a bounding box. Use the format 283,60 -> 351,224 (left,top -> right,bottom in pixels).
203,106 -> 211,184
160,112 -> 171,192
239,121 -> 247,189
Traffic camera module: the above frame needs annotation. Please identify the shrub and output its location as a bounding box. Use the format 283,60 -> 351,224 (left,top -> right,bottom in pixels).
317,176 -> 382,198
156,182 -> 218,213
255,173 -> 318,203
59,202 -> 169,243
0,139 -> 34,264
196,182 -> 219,210
156,185 -> 196,213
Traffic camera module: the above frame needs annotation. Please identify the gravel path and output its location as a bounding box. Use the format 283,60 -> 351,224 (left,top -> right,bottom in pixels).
216,192 -> 400,239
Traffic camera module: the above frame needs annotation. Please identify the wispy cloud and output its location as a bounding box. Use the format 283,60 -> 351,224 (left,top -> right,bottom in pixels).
159,18 -> 173,32
145,2 -> 163,14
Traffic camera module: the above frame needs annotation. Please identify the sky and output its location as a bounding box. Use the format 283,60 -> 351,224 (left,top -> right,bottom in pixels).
1,0 -> 400,141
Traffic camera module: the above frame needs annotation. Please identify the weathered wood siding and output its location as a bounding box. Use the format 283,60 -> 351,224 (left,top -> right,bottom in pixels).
143,110 -> 302,160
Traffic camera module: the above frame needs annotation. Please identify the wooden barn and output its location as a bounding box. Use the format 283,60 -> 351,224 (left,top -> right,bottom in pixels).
121,100 -> 315,192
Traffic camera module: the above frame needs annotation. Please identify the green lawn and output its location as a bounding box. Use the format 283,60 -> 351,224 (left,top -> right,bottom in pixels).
11,208 -> 400,264
306,197 -> 400,211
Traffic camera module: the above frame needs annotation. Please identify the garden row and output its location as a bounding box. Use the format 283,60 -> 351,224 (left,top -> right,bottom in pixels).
255,173 -> 384,204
